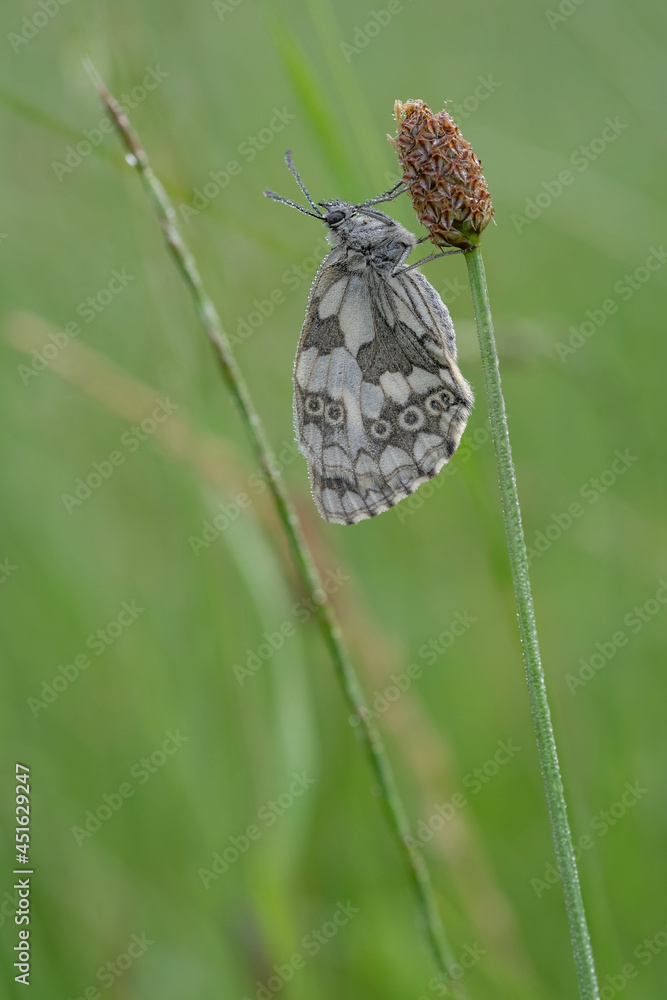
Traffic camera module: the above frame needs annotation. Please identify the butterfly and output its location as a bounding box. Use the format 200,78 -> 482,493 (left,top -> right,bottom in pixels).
264,153 -> 473,525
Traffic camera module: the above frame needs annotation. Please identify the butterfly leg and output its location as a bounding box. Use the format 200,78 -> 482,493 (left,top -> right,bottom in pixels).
360,181 -> 409,208
394,249 -> 462,275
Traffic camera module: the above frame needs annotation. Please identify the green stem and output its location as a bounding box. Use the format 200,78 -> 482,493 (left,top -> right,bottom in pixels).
86,61 -> 465,997
464,245 -> 600,1000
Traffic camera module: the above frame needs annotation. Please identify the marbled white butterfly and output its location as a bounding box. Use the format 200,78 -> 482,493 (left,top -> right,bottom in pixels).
265,153 -> 473,525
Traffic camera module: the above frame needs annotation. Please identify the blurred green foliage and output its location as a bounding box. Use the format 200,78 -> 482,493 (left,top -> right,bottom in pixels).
1,1 -> 665,998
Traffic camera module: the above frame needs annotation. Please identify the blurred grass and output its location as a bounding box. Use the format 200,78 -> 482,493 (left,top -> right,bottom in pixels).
1,1 -> 666,998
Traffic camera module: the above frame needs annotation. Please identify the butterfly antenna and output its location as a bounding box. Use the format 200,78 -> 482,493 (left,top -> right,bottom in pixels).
285,150 -> 323,215
263,188 -> 323,220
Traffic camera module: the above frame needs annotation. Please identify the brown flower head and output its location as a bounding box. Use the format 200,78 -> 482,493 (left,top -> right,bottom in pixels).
388,99 -> 494,251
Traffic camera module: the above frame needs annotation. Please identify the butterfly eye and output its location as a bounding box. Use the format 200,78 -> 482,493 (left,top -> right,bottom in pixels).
425,390 -> 451,413
384,241 -> 406,262
324,402 -> 345,425
370,420 -> 391,441
306,395 -> 324,416
398,406 -> 425,431
325,210 -> 345,226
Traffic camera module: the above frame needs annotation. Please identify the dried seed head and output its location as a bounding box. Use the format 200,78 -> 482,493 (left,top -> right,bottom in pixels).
389,99 -> 494,251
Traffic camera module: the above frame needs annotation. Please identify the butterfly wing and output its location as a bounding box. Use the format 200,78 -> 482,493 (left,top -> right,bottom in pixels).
293,255 -> 473,525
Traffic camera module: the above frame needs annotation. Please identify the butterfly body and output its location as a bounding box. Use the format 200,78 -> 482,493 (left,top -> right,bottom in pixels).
266,164 -> 473,525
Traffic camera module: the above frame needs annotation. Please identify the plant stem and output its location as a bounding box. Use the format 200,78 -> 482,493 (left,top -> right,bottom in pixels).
85,61 -> 465,997
464,245 -> 600,1000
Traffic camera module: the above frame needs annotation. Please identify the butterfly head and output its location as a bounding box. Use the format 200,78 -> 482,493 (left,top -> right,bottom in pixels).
264,155 -> 415,266
319,200 -> 357,228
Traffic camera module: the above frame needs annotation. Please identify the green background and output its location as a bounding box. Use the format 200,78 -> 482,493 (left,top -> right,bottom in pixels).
1,1 -> 665,997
